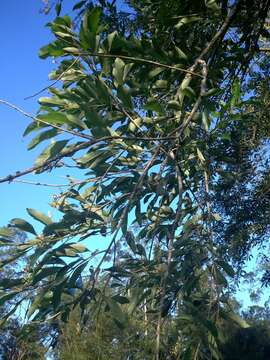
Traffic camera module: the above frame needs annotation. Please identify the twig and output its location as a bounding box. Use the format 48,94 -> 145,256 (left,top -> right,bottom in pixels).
197,1 -> 242,60
0,99 -> 93,141
0,134 -> 175,185
11,179 -> 71,187
86,145 -> 161,291
259,47 -> 270,52
24,58 -> 79,100
156,160 -> 183,360
0,141 -> 90,184
76,52 -> 203,78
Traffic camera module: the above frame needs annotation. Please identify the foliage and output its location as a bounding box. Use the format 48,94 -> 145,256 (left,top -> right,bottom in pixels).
1,0 -> 270,358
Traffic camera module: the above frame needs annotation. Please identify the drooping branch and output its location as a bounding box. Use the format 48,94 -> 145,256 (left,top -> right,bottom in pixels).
74,52 -> 204,78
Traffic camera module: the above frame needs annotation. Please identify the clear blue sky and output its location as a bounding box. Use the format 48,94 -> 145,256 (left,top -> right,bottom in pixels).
0,0 -> 78,227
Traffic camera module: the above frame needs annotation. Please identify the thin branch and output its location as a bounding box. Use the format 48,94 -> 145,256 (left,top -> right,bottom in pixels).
0,133 -> 176,185
259,47 -> 270,52
197,1 -> 242,60
76,52 -> 203,78
156,159 -> 183,360
24,58 -> 79,100
0,141 -> 91,184
11,179 -> 71,187
0,99 -> 93,141
86,145 -> 161,291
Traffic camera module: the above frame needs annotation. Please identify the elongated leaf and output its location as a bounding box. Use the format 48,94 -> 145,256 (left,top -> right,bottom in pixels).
0,278 -> 25,289
0,227 -> 13,237
113,57 -> 125,86
87,7 -> 101,34
68,243 -> 87,253
125,231 -> 137,253
217,260 -> 235,277
28,128 -> 58,150
32,267 -> 63,285
27,208 -> 53,225
10,218 -> 37,235
106,297 -> 127,326
73,0 -> 86,10
107,31 -> 117,51
68,262 -> 87,287
0,291 -> 19,306
37,112 -> 69,125
34,139 -> 68,166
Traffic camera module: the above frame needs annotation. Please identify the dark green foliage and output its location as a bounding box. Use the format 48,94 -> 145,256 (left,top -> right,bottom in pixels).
222,325 -> 270,360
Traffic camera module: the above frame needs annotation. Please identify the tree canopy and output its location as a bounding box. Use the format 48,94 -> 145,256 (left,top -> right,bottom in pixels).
0,0 -> 270,358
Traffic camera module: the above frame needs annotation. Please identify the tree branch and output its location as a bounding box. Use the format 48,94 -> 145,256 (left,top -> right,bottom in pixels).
24,58 -> 79,100
76,52 -> 203,78
0,99 -> 93,141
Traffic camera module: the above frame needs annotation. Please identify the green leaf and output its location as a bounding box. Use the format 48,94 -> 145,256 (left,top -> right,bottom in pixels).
10,218 -> 37,235
213,267 -> 228,286
0,278 -> 25,289
154,80 -> 168,89
196,148 -> 205,163
68,262 -> 87,287
175,16 -> 201,30
34,139 -> 69,166
73,0 -> 86,10
0,291 -> 19,306
107,31 -> 117,51
123,63 -> 133,81
220,309 -> 250,328
167,100 -> 181,111
55,2 -> 62,16
95,78 -> 111,105
111,295 -> 129,304
117,86 -> 133,109
136,244 -> 146,258
28,128 -> 58,150
32,267 -> 63,285
39,40 -> 65,59
143,100 -> 163,113
135,201 -> 142,226
0,227 -> 13,237
128,117 -> 141,132
202,110 -> 209,131
87,7 -> 101,34
125,231 -> 137,253
68,243 -> 87,253
38,97 -> 66,107
106,297 -> 127,326
148,67 -> 164,78
63,47 -> 80,55
121,210 -> 128,235
127,287 -> 144,314
113,57 -> 125,86
217,260 -> 235,277
206,0 -> 220,12
27,208 -> 53,225
175,46 -> 188,60
37,111 -> 70,125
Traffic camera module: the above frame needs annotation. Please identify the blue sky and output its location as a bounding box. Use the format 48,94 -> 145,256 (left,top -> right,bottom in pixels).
0,0 -> 77,227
